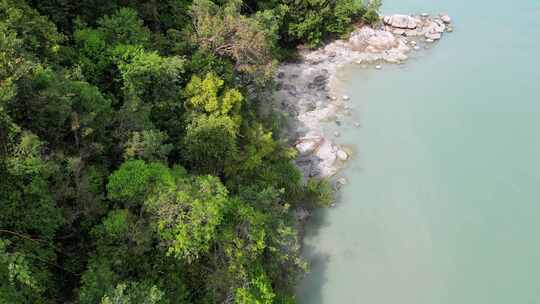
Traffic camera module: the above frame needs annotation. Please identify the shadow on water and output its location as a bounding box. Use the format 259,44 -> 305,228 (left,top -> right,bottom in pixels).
296,207 -> 333,304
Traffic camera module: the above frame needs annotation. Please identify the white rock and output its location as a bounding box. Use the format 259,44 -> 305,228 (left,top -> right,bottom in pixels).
425,31 -> 441,40
356,59 -> 363,64
432,20 -> 446,33
334,131 -> 341,138
337,177 -> 348,187
425,38 -> 434,43
354,122 -> 361,128
336,149 -> 349,161
440,14 -> 452,24
375,65 -> 382,70
342,95 -> 350,101
349,27 -> 398,51
392,28 -> 406,35
407,17 -> 418,29
385,14 -> 418,29
447,27 -> 454,33
296,137 -> 323,155
421,13 -> 429,18
413,46 -> 421,51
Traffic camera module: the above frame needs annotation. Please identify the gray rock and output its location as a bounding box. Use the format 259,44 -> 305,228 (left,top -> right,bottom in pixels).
313,74 -> 327,85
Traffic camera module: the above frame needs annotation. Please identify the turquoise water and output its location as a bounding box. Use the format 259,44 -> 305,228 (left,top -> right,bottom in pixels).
297,1 -> 540,303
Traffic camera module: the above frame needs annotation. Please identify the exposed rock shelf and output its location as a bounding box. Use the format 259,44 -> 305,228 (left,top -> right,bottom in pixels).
273,13 -> 453,183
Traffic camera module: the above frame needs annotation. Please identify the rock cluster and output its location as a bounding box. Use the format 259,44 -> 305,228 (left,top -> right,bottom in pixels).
273,12 -> 453,181
382,13 -> 454,41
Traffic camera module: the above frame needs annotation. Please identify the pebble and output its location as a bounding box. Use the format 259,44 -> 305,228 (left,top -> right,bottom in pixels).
337,177 -> 348,186
334,131 -> 341,138
342,95 -> 350,101
356,59 -> 363,64
426,38 -> 434,43
421,13 -> 429,18
354,122 -> 361,128
337,150 -> 349,161
447,27 -> 454,33
413,46 -> 421,51
375,65 -> 382,70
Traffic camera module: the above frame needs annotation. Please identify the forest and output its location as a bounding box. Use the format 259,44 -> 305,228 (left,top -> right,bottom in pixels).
0,0 -> 379,303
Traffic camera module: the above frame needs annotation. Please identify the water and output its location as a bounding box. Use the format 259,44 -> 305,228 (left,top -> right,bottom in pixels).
297,1 -> 540,303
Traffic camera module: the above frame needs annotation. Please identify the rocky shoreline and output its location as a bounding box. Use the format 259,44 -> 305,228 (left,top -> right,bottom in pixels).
273,13 -> 453,201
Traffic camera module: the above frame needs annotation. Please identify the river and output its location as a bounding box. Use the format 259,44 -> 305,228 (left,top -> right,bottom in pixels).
297,0 -> 540,303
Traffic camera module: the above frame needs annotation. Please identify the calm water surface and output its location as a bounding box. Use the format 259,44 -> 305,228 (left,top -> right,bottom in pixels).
297,0 -> 540,303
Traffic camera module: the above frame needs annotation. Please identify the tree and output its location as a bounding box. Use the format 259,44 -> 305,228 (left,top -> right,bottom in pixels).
0,0 -> 63,61
100,282 -> 167,304
145,175 -> 229,262
190,0 -> 276,79
285,0 -> 366,47
182,114 -> 239,175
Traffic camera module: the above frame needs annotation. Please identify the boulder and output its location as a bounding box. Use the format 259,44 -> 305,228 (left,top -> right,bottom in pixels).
336,149 -> 349,161
425,31 -> 441,40
440,14 -> 452,24
384,14 -> 420,29
392,28 -> 406,35
337,177 -> 348,186
312,74 -> 327,87
432,20 -> 446,33
296,137 -> 323,155
349,27 -> 398,51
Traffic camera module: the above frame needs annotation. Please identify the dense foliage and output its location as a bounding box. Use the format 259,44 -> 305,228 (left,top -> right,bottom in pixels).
0,0 -> 379,302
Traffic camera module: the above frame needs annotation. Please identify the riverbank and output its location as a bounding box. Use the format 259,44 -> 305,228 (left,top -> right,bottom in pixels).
273,13 -> 453,215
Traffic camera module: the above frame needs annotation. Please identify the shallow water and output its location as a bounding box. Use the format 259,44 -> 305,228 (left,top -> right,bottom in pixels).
297,0 -> 540,303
